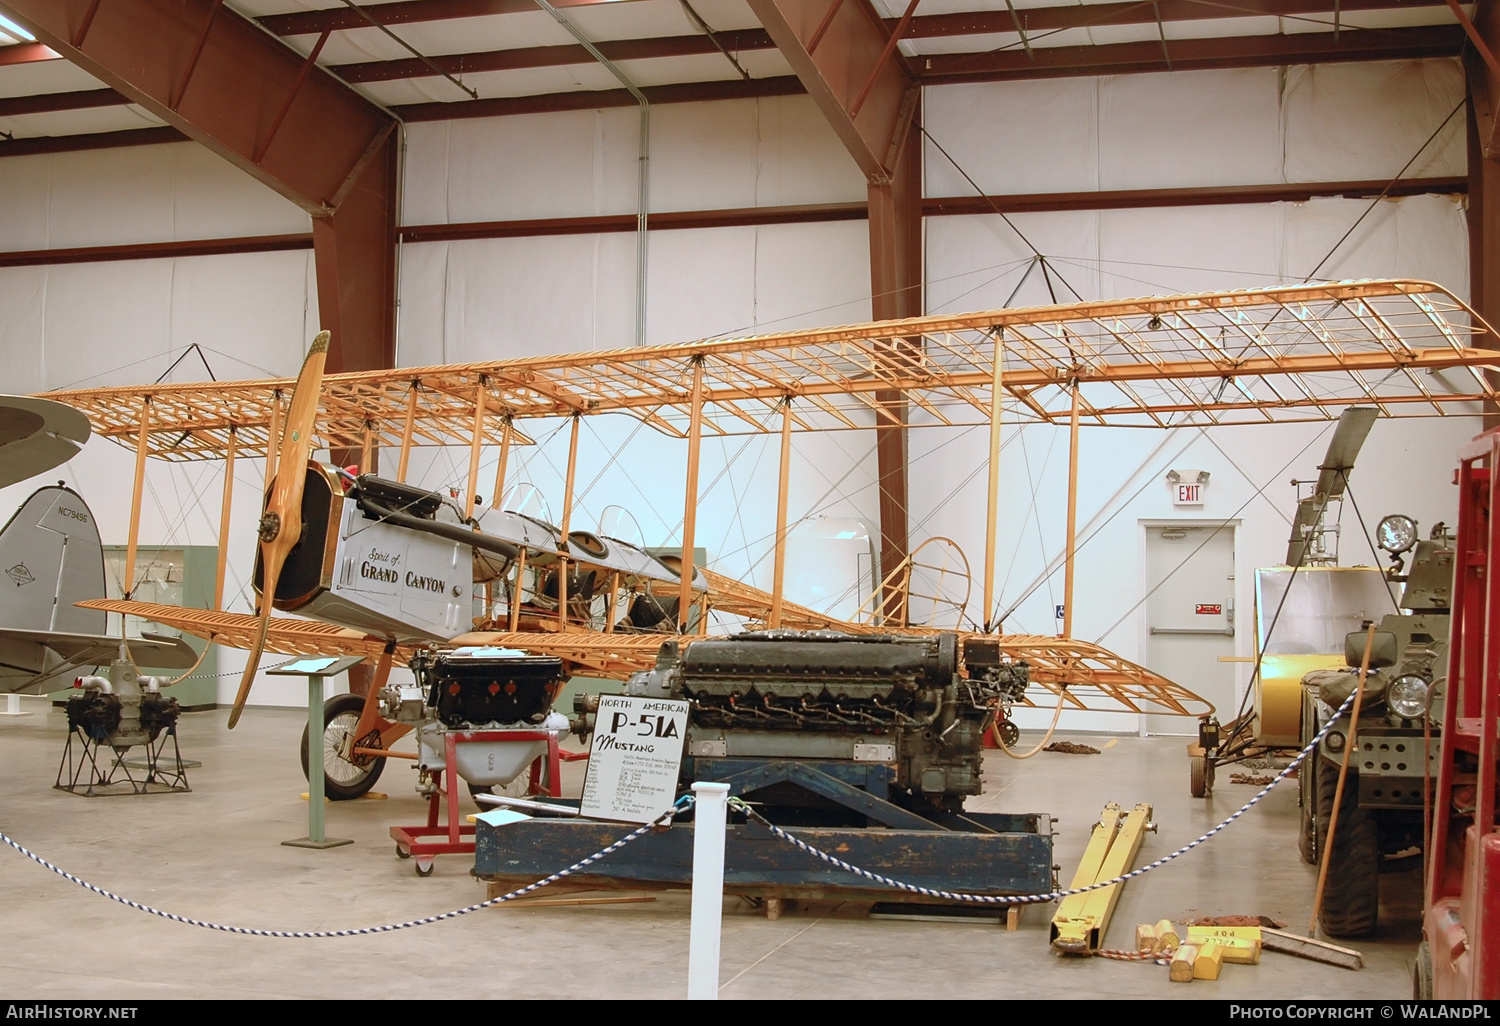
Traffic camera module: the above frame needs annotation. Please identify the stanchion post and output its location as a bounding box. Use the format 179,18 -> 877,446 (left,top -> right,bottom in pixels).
274,656 -> 361,850
688,781 -> 730,1000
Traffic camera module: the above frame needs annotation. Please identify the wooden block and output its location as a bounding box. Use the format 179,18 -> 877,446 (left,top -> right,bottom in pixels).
1006,906 -> 1021,932
1135,923 -> 1159,953
1187,926 -> 1261,964
1216,939 -> 1262,965
1155,918 -> 1181,953
1193,940 -> 1225,981
1188,924 -> 1261,944
1170,943 -> 1199,983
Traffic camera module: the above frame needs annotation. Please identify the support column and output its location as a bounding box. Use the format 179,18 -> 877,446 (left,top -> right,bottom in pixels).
491,416 -> 513,510
1468,87 -> 1500,427
769,398 -> 794,629
214,427 -> 237,611
679,359 -> 706,630
558,414 -> 581,628
123,400 -> 151,601
869,107 -> 923,606
982,335 -> 1003,631
1062,382 -> 1081,639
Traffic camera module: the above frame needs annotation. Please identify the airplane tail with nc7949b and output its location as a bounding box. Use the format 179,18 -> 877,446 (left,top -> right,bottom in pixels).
0,394 -> 198,695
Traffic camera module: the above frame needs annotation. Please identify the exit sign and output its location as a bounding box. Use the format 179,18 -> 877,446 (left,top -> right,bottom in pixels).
1175,483 -> 1204,506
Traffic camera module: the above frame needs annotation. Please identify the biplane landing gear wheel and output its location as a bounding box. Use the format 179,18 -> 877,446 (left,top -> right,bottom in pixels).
1189,755 -> 1215,799
300,693 -> 386,801
995,720 -> 1020,748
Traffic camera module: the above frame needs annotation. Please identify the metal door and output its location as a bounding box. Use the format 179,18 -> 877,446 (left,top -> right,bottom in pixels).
1142,523 -> 1236,736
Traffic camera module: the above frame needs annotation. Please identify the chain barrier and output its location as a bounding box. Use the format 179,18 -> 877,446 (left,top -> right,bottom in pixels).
728,689 -> 1357,906
0,797 -> 693,938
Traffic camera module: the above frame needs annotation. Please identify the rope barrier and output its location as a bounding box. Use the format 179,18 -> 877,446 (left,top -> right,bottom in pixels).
0,797 -> 692,938
730,689 -> 1357,906
2,689 -> 1357,935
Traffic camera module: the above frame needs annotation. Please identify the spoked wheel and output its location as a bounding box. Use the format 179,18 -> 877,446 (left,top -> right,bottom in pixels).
300,693 -> 386,801
995,719 -> 1021,748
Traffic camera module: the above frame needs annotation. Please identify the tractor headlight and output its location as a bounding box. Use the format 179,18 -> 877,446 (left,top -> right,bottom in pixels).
1388,674 -> 1430,720
1377,514 -> 1418,555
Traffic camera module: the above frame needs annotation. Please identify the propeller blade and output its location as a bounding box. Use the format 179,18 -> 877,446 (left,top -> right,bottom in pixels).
228,331 -> 330,729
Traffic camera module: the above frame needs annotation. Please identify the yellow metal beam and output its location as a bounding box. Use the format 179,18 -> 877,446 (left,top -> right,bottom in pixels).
1051,802 -> 1153,954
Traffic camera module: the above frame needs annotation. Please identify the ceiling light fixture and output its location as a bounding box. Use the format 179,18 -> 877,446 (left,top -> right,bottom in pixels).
0,12 -> 35,42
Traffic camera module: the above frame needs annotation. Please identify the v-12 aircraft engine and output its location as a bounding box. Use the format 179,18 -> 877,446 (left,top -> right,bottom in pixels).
606,630 -> 1029,817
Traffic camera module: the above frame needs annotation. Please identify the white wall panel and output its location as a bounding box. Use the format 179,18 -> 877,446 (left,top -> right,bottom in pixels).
0,267 -> 47,393
0,141 -> 309,254
404,95 -> 863,224
1283,60 -> 1465,183
444,110 -> 610,222
741,219 -> 871,332
1282,193 -> 1468,289
649,99 -> 760,212
924,78 -> 1100,197
927,210 -> 1101,313
643,225 -> 758,343
751,95 -> 866,207
1095,203 -> 1285,297
1098,68 -> 1283,190
395,239 -> 450,366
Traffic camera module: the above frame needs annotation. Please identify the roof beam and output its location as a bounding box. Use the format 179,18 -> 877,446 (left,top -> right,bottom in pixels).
392,75 -> 803,120
747,0 -> 916,183
258,0 -> 644,37
261,0 -> 1453,39
0,87 -> 122,117
0,42 -> 57,65
918,23 -> 1464,82
331,29 -> 775,83
0,1 -> 399,379
0,0 -> 394,217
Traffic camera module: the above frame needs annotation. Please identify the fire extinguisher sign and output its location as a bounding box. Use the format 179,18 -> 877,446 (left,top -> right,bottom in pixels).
579,694 -> 690,823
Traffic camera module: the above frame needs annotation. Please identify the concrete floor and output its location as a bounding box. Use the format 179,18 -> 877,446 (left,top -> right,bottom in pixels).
0,697 -> 1423,1000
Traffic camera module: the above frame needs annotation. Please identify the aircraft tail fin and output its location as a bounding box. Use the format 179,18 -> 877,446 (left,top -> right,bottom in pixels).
0,485 -> 106,636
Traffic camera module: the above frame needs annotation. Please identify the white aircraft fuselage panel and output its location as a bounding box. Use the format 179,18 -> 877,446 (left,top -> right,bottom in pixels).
299,506 -> 468,642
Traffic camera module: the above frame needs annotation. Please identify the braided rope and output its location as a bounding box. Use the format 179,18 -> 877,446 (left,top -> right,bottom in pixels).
0,798 -> 691,938
1094,948 -> 1167,963
733,690 -> 1357,906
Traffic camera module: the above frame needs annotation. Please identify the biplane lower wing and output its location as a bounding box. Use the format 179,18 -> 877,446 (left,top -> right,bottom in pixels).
81,598 -> 1214,718
77,600 -> 414,664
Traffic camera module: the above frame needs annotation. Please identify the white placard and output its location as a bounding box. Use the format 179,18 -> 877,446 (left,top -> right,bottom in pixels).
579,694 -> 691,824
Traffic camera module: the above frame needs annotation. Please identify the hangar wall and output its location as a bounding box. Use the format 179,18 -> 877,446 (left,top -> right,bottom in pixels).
0,56 -> 1477,720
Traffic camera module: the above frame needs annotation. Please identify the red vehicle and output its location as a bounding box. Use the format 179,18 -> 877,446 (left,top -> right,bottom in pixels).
1419,427 -> 1500,999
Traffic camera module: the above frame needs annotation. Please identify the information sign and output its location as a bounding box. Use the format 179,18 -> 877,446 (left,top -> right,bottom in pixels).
579,694 -> 691,824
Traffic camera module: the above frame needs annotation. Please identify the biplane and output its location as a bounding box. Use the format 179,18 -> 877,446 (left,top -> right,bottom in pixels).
40,277 -> 1499,795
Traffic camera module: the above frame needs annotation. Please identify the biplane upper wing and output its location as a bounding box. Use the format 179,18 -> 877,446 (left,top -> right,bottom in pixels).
38,279 -> 1500,462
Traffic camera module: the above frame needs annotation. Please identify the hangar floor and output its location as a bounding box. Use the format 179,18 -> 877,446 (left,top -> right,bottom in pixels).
0,698 -> 1422,1000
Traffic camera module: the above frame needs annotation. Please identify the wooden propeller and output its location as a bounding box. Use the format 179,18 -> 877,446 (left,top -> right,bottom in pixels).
227,331 -> 329,728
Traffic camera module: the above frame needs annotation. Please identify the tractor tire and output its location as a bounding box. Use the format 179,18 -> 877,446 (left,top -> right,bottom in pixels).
1315,755 -> 1379,938
300,693 -> 386,801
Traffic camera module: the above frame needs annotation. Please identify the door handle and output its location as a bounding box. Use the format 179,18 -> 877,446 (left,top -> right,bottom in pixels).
1150,626 -> 1235,636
